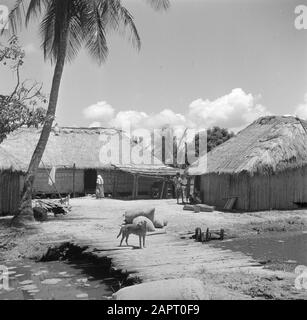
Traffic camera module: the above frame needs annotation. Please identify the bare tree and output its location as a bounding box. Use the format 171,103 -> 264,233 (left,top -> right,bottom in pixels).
0,36 -> 46,144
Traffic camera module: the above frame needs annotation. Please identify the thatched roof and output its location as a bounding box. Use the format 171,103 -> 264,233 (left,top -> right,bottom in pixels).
0,146 -> 24,172
114,164 -> 177,177
0,127 -> 177,176
188,116 -> 307,176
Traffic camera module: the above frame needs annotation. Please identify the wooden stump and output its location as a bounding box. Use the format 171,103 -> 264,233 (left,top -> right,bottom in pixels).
200,232 -> 206,243
33,207 -> 48,222
220,229 -> 225,240
195,228 -> 202,242
205,228 -> 211,242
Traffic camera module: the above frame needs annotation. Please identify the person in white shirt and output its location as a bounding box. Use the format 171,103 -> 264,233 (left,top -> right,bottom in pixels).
96,174 -> 105,199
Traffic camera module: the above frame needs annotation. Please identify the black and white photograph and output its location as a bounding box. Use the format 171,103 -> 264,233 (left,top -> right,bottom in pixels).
0,0 -> 307,304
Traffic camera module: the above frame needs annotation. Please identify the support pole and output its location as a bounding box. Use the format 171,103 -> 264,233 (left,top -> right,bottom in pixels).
132,174 -> 137,200
160,179 -> 166,199
72,163 -> 76,198
135,175 -> 139,200
113,172 -> 117,198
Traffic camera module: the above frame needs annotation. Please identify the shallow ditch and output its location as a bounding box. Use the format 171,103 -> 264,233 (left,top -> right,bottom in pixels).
0,242 -> 139,300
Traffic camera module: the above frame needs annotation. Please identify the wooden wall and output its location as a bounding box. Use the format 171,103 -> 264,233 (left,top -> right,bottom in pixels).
30,169 -> 159,198
0,168 -> 169,216
0,171 -> 22,216
110,171 -> 134,196
25,168 -> 85,195
31,169 -> 128,196
108,171 -> 158,197
138,176 -> 156,195
0,169 -> 148,216
200,166 -> 307,211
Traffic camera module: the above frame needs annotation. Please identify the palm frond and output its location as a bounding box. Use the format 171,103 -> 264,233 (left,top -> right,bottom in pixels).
83,0 -> 109,64
92,0 -> 141,51
40,0 -> 82,62
66,14 -> 85,62
5,0 -> 170,64
39,0 -> 56,61
25,0 -> 48,26
118,6 -> 141,50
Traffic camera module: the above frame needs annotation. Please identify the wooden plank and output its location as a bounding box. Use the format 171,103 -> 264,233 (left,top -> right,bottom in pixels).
224,197 -> 237,210
60,206 -> 266,286
0,171 -> 21,216
160,180 -> 166,199
132,174 -> 137,199
72,163 -> 76,198
136,175 -> 139,199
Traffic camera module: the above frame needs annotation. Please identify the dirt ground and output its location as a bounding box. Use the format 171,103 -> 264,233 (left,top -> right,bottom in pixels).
1,197 -> 307,300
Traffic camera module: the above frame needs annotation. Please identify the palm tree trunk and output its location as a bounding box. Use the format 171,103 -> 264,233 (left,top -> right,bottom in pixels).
11,29 -> 68,226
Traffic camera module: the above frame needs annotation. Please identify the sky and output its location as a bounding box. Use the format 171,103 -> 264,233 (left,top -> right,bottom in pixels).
1,0 -> 307,132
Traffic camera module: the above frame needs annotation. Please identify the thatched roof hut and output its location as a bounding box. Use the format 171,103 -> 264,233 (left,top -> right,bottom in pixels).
0,126 -> 176,175
0,127 -> 177,215
189,116 -> 307,176
188,116 -> 307,211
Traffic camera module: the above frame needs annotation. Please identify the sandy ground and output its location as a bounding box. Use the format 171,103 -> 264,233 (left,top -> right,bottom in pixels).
1,197 -> 307,300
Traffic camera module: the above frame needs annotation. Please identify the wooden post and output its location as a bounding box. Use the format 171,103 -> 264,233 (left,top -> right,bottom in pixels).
205,228 -> 211,242
135,175 -> 139,199
72,163 -> 76,198
220,229 -> 225,240
160,180 -> 166,199
113,172 -> 117,198
187,177 -> 191,199
195,228 -> 202,242
132,174 -> 137,199
200,232 -> 206,243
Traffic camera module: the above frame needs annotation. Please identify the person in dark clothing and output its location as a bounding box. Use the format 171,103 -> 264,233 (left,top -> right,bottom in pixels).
189,191 -> 201,205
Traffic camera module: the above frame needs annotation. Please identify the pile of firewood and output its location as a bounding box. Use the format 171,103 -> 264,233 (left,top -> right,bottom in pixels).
32,198 -> 71,221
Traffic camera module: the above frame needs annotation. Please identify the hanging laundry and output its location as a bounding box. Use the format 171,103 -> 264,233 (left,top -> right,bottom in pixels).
48,166 -> 56,186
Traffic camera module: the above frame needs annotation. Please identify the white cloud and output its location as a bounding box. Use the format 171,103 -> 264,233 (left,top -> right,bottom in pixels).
107,108 -> 188,131
83,88 -> 271,133
83,101 -> 115,122
110,110 -> 148,129
188,88 -> 270,131
146,109 -> 187,129
294,94 -> 307,119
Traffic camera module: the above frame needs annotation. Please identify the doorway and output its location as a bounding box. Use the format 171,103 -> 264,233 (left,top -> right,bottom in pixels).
84,169 -> 97,195
194,176 -> 201,192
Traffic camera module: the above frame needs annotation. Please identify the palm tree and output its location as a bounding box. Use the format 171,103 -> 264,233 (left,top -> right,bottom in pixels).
5,0 -> 170,225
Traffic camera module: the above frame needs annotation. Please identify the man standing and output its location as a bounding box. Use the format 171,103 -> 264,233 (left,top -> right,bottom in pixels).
173,172 -> 185,204
96,174 -> 105,199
